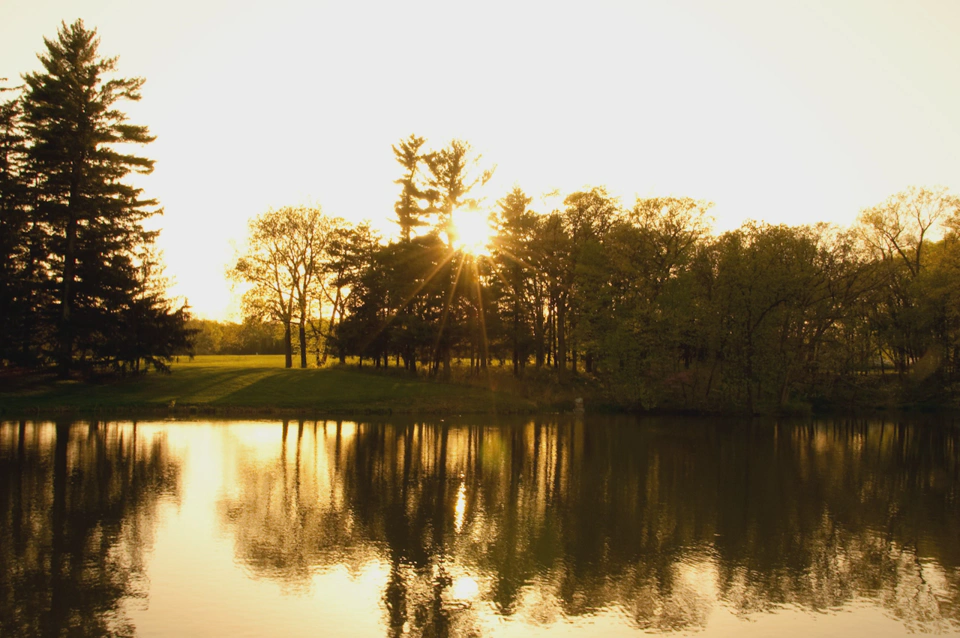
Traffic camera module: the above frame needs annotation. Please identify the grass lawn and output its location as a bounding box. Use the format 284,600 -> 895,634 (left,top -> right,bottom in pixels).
0,355 -> 537,416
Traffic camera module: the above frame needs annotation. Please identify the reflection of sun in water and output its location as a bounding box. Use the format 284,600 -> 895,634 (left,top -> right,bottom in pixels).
450,575 -> 479,601
451,208 -> 494,256
454,481 -> 467,532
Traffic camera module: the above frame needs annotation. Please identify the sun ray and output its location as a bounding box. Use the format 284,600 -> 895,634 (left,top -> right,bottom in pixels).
491,244 -> 537,272
490,264 -> 516,296
432,251 -> 467,367
472,259 -> 491,384
359,247 -> 456,351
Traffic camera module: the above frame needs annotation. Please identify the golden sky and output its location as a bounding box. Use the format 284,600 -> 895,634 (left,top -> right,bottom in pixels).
3,0 -> 959,320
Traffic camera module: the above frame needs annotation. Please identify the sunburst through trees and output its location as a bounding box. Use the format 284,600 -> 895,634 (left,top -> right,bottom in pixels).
227,132 -> 960,412
450,208 -> 495,257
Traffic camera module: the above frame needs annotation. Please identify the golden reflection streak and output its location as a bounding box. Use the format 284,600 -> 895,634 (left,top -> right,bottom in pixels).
454,481 -> 467,533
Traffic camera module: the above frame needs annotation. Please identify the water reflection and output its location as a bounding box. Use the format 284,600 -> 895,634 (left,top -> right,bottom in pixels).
216,418 -> 960,635
0,422 -> 180,638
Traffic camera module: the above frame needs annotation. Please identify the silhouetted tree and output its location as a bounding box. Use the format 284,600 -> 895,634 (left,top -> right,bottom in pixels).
492,186 -> 536,376
8,20 -> 188,375
316,221 -> 377,364
0,86 -> 39,366
392,134 -> 428,242
423,139 -> 494,247
856,186 -> 960,378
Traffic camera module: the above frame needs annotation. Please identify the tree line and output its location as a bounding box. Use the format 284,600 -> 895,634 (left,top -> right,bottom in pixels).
186,318 -> 286,356
231,133 -> 960,411
0,21 -> 190,377
5,21 -> 958,411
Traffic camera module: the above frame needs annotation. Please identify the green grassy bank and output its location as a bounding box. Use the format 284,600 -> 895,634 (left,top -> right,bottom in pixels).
0,355 -> 537,417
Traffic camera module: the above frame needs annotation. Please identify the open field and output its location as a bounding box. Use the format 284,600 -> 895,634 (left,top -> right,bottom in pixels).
0,355 -> 537,416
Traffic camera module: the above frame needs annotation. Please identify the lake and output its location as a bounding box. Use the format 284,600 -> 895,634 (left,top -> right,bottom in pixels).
1,416 -> 958,637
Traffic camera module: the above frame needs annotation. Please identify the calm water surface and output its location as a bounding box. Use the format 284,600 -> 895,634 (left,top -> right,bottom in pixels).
1,417 -> 958,637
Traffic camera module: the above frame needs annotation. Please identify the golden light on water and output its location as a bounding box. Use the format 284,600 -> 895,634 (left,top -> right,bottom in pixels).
454,481 -> 467,533
451,208 -> 494,257
450,575 -> 480,601
3,419 -> 959,635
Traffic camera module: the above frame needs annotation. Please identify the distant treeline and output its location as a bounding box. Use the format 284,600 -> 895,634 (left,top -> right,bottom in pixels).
231,134 -> 960,413
186,319 -> 285,356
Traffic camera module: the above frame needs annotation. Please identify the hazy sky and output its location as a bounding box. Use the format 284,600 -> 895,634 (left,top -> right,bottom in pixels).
3,0 -> 959,320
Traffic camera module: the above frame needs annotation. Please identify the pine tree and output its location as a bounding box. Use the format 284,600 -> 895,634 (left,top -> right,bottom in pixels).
1,93 -> 23,362
20,20 -> 185,375
0,83 -> 49,366
392,134 -> 427,242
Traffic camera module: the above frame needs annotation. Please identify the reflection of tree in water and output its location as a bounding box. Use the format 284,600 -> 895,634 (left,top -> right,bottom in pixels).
0,421 -> 180,638
711,421 -> 960,631
217,417 -> 960,636
218,420 -> 369,588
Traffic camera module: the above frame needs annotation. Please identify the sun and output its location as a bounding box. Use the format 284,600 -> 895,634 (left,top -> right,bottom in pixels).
450,208 -> 495,256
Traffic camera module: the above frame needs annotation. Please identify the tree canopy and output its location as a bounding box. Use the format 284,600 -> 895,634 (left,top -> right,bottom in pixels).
233,135 -> 959,412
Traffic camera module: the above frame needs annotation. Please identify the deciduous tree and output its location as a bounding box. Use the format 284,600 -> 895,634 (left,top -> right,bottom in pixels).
231,206 -> 330,368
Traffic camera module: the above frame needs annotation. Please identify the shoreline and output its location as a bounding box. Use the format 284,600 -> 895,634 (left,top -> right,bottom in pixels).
3,356 -> 958,421
2,400 -> 957,423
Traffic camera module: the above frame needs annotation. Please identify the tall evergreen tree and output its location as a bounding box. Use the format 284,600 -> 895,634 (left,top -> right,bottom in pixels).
0,86 -> 35,365
392,134 -> 427,242
424,139 -> 494,247
493,186 -> 535,376
20,20 -> 184,375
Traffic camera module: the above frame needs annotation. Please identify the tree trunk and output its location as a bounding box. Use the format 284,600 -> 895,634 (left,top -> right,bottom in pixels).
534,290 -> 545,369
284,321 -> 293,368
299,319 -> 307,368
546,304 -> 554,368
569,314 -> 577,375
321,298 -> 337,366
512,297 -> 521,377
557,299 -> 567,379
58,214 -> 77,378
58,149 -> 85,378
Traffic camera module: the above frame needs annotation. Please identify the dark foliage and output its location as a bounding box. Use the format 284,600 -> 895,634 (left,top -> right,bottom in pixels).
0,21 -> 190,376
